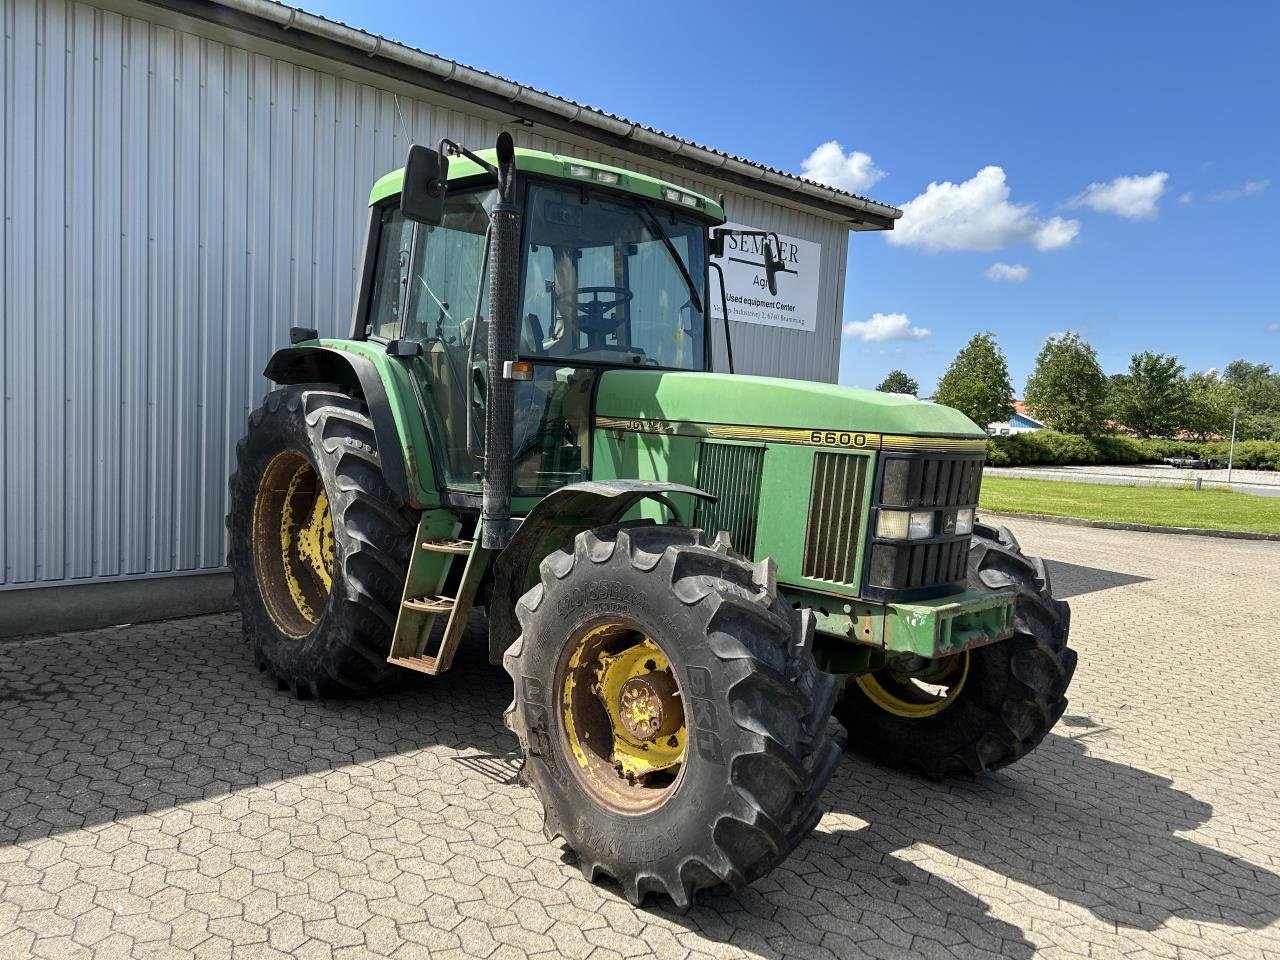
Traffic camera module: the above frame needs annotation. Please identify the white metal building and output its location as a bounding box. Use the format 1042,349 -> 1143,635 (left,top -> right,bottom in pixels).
0,0 -> 898,632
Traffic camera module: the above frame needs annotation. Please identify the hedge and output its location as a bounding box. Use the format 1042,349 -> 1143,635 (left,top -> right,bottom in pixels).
985,431 -> 1280,471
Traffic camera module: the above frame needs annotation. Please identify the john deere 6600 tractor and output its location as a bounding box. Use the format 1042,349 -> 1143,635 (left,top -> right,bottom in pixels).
229,134 -> 1074,908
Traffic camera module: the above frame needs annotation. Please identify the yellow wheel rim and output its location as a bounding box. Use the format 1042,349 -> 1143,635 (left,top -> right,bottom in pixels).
560,621 -> 687,814
251,450 -> 336,638
855,652 -> 970,719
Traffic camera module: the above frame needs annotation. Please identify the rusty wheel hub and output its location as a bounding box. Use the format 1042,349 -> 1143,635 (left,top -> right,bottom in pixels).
618,671 -> 684,743
560,626 -> 688,813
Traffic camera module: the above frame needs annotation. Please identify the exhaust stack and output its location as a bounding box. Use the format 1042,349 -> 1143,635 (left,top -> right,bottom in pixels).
481,132 -> 520,549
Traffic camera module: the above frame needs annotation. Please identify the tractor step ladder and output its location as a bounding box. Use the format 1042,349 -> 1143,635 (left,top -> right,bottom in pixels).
387,514 -> 491,677
419,538 -> 472,555
402,595 -> 455,614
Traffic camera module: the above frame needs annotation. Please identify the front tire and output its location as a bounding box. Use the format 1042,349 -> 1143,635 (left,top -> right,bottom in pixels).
227,386 -> 415,698
836,522 -> 1075,778
503,523 -> 840,909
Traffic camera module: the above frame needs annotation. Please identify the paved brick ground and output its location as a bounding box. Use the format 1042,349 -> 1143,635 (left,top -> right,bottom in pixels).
2,518 -> 1279,959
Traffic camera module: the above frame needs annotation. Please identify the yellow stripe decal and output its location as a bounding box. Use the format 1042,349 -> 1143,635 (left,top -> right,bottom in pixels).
595,416 -> 987,453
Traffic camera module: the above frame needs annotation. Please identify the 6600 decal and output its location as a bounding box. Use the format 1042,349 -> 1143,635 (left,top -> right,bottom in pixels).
809,430 -> 869,448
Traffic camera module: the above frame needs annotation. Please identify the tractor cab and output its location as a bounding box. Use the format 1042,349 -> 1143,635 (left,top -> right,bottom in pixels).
363,147 -> 728,498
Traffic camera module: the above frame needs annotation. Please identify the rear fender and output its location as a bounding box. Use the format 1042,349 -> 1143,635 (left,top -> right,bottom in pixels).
487,480 -> 716,663
263,342 -> 438,507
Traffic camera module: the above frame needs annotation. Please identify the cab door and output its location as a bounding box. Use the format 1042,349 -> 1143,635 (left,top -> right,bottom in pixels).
363,190 -> 494,490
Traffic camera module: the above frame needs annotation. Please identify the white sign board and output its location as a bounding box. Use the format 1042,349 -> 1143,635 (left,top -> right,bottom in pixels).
709,221 -> 822,333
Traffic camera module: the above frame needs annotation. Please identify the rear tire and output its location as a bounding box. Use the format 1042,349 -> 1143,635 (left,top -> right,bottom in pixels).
503,522 -> 840,909
836,522 -> 1075,778
227,386 -> 415,698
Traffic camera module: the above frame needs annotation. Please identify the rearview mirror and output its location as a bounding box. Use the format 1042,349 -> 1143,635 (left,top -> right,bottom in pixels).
401,144 -> 449,225
763,236 -> 783,296
710,228 -> 785,296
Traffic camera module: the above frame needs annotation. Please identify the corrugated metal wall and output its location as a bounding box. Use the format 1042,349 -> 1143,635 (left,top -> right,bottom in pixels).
0,0 -> 850,589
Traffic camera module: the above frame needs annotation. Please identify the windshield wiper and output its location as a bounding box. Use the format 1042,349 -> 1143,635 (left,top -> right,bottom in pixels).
634,202 -> 704,316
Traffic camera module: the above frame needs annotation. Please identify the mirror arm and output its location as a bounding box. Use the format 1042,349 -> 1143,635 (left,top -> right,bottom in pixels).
438,138 -> 498,178
709,261 -> 734,374
710,227 -> 784,280
709,225 -> 786,342
710,228 -> 728,258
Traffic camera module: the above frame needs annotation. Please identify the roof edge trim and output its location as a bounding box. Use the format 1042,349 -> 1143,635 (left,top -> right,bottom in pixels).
198,0 -> 903,226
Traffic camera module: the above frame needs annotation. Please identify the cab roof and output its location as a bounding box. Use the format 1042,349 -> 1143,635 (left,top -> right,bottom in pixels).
369,147 -> 726,223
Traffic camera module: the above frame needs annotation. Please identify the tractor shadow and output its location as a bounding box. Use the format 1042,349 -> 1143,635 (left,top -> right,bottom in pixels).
651,726 -> 1280,956
1042,558 -> 1152,599
0,611 -> 514,846
816,728 -> 1280,935
662,799 -> 1040,958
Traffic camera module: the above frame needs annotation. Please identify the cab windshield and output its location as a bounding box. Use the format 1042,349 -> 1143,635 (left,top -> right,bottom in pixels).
517,183 -> 708,370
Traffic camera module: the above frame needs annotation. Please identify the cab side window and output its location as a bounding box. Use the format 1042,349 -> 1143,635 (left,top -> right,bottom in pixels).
405,190 -> 494,345
367,208 -> 413,340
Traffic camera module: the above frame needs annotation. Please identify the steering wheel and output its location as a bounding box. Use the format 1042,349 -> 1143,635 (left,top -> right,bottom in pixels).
559,286 -> 635,337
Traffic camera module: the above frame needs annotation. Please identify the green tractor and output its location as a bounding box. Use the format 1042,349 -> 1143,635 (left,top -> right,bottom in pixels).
228,133 -> 1074,908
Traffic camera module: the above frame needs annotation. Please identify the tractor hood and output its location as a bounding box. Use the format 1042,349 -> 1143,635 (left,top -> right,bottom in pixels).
594,371 -> 985,439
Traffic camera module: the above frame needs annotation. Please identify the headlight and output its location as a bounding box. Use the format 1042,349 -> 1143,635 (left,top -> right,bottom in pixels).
907,510 -> 935,539
876,510 -> 910,540
876,509 -> 936,540
955,507 -> 975,535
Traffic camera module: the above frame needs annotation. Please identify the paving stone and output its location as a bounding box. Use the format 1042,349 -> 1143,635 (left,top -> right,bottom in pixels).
2,523 -> 1279,958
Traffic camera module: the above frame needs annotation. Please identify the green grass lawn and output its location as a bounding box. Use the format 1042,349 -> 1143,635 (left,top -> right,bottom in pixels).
979,476 -> 1280,535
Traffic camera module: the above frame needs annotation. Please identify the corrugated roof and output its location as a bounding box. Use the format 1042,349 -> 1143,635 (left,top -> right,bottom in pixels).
204,0 -> 902,227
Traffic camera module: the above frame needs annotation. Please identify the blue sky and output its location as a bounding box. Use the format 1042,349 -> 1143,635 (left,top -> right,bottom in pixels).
308,1 -> 1278,393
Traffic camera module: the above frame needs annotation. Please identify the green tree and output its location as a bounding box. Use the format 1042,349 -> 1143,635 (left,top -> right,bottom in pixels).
875,370 -> 920,396
933,333 -> 1015,427
1223,360 -> 1280,440
1108,352 -> 1189,438
1181,370 -> 1235,440
1023,332 -> 1109,435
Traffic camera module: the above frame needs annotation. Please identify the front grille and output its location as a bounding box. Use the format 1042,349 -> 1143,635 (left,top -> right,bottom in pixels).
802,452 -> 869,584
865,453 -> 984,600
693,442 -> 765,558
880,455 -> 982,508
868,539 -> 970,591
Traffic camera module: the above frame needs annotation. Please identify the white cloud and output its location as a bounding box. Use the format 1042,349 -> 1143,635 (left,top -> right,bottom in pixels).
985,262 -> 1029,283
800,141 -> 887,193
1209,180 -> 1269,202
843,312 -> 930,343
886,166 -> 1079,252
1177,192 -> 1194,204
1269,322 -> 1280,333
1030,217 -> 1079,250
1069,171 -> 1168,220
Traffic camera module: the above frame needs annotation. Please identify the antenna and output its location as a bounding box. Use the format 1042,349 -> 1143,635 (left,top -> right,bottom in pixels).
392,93 -> 413,145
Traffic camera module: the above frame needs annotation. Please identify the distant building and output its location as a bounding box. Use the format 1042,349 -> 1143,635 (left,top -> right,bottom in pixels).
987,401 -> 1045,436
